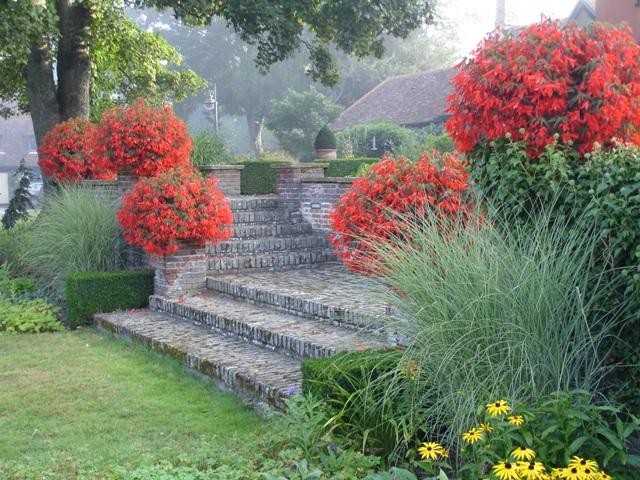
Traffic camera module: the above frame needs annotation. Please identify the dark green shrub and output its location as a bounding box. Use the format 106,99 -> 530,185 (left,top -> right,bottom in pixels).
314,125 -> 336,150
0,220 -> 32,277
66,270 -> 155,329
0,298 -> 64,334
469,139 -> 640,407
318,158 -> 379,177
336,122 -> 415,158
234,156 -> 291,195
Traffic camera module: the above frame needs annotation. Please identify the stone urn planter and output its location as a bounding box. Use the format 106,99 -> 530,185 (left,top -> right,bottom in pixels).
315,125 -> 337,160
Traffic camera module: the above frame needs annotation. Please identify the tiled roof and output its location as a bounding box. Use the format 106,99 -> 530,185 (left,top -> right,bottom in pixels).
331,67 -> 455,132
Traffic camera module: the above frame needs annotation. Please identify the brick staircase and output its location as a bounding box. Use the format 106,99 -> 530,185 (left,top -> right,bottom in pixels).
94,265 -> 391,411
95,196 -> 395,411
207,196 -> 336,274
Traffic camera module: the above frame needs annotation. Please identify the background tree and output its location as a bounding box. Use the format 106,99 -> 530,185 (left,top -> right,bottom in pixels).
0,0 -> 205,147
265,89 -> 343,161
1,0 -> 436,149
2,160 -> 35,230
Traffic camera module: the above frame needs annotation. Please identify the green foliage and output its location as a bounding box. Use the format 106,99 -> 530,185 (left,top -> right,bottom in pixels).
317,158 -> 379,178
302,349 -> 407,456
234,155 -> 291,194
189,130 -> 232,166
66,270 -> 155,329
0,298 -> 63,334
314,125 -> 337,150
367,209 -> 619,450
0,218 -> 32,278
469,140 -> 640,407
2,159 -> 35,230
24,184 -> 123,303
336,122 -> 415,158
396,128 -> 455,160
514,391 -> 640,478
266,88 -> 343,161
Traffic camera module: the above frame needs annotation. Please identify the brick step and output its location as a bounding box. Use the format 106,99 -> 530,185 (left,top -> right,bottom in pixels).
148,295 -> 387,359
230,222 -> 314,239
207,249 -> 337,274
231,209 -> 292,224
207,234 -> 331,256
227,196 -> 280,212
95,309 -> 302,410
206,267 -> 387,328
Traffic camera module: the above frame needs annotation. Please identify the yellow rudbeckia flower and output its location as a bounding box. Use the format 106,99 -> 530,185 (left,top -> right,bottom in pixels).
486,399 -> 512,416
417,441 -> 446,460
508,415 -> 525,426
462,427 -> 484,444
511,445 -> 536,461
493,460 -> 521,480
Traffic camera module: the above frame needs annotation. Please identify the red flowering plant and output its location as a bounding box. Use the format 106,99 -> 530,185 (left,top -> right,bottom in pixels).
445,19 -> 640,158
117,167 -> 233,256
37,118 -> 116,183
329,151 -> 476,274
92,99 -> 192,177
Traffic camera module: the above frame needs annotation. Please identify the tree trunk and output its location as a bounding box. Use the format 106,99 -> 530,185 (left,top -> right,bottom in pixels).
56,0 -> 92,121
24,0 -> 60,148
246,112 -> 264,157
24,0 -> 92,148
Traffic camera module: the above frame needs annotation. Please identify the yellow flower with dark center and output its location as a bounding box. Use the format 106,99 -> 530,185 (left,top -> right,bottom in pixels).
462,427 -> 484,444
486,399 -> 512,416
479,422 -> 494,432
417,441 -> 446,460
550,468 -> 563,479
598,473 -> 611,480
511,446 -> 536,461
493,460 -> 521,480
508,415 -> 525,426
521,460 -> 548,480
559,467 -> 585,480
568,456 -> 598,472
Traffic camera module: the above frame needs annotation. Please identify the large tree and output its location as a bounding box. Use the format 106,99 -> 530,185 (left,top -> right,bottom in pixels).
0,0 -> 435,147
0,0 -> 206,147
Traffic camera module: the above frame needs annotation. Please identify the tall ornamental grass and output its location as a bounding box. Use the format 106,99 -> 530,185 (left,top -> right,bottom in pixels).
369,209 -> 621,445
25,185 -> 122,302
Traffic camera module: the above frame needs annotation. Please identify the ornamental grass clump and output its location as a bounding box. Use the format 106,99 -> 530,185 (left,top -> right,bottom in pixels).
37,118 -> 115,183
92,99 -> 192,176
364,208 -> 621,450
329,151 -> 475,274
24,184 -> 123,302
117,167 -> 233,256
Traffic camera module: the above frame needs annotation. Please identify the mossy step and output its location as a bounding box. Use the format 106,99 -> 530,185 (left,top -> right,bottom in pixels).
205,266 -> 387,329
207,249 -> 336,274
148,294 -> 387,359
94,309 -> 302,410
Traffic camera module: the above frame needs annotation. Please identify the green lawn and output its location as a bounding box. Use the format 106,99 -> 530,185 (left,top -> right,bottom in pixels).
0,328 -> 264,479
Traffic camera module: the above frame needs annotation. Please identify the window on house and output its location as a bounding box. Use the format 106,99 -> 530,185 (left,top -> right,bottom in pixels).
28,136 -> 37,154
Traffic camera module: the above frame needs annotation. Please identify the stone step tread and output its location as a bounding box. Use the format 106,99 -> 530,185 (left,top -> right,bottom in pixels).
95,309 -> 302,408
230,223 -> 314,239
206,265 -> 388,326
208,235 -> 330,255
227,196 -> 281,211
231,210 -> 292,224
149,294 -> 387,358
208,250 -> 336,271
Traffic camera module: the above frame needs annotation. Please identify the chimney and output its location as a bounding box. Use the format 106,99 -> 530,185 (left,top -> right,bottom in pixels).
496,0 -> 506,28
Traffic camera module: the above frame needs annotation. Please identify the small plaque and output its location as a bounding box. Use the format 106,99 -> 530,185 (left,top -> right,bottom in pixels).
310,203 -> 321,209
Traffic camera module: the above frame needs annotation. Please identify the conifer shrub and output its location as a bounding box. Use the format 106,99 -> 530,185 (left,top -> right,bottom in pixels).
314,125 -> 336,150
2,159 -> 35,230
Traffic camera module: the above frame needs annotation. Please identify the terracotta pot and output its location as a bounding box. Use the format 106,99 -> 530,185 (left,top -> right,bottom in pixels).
316,149 -> 337,159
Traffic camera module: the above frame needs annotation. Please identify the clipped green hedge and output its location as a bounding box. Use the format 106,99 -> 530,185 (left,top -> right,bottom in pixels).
234,160 -> 289,195
317,158 -> 379,178
66,270 -> 155,329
